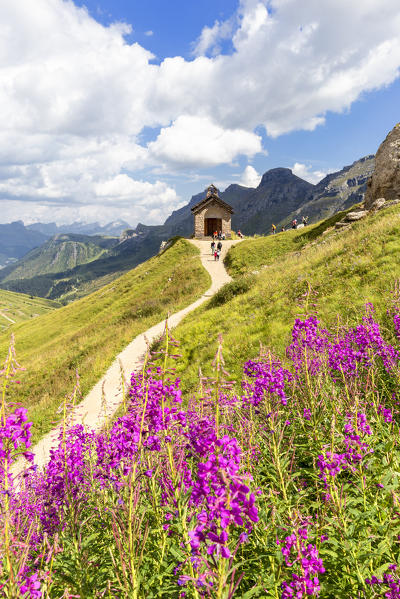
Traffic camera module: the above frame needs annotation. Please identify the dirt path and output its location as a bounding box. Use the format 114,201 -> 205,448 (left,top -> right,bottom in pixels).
27,239 -> 241,470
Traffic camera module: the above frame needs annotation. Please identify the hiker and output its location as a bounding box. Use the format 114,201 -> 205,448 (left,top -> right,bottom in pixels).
222,232 -> 226,240
216,248 -> 221,261
218,230 -> 222,240
211,240 -> 216,254
217,240 -> 222,251
292,219 -> 297,229
281,226 -> 285,232
214,249 -> 218,261
237,229 -> 243,238
302,216 -> 309,226
271,223 -> 276,235
214,230 -> 217,239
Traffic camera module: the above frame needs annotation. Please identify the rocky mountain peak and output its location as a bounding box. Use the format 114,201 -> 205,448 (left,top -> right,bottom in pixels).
364,123 -> 400,209
259,167 -> 299,187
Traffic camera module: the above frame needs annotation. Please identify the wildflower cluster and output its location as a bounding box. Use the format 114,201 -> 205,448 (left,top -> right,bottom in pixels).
243,357 -> 292,406
2,301 -> 400,598
366,564 -> 400,598
278,527 -> 325,598
317,412 -> 373,485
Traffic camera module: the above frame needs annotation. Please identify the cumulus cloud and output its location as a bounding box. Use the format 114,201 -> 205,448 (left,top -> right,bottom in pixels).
291,163 -> 327,184
0,0 -> 400,223
148,116 -> 262,168
239,165 -> 262,187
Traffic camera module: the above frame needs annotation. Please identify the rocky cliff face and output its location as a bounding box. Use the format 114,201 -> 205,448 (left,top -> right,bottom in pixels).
286,155 -> 375,225
229,168 -> 314,233
364,123 -> 400,208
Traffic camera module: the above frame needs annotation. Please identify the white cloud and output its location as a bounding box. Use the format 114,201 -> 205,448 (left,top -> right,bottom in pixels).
291,163 -> 326,184
144,30 -> 154,36
148,116 -> 262,168
239,165 -> 262,187
0,0 -> 400,223
193,17 -> 234,57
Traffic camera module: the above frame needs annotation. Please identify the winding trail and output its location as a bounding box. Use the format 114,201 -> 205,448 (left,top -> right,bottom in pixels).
28,239 -> 241,470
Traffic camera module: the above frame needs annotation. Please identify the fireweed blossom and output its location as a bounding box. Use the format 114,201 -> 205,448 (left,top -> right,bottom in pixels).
0,407 -> 33,475
328,308 -> 399,377
243,358 -> 292,406
278,527 -> 325,598
366,564 -> 400,598
393,312 -> 400,341
317,412 -> 373,485
19,572 -> 42,599
378,404 -> 394,424
189,435 -> 259,560
286,316 -> 330,375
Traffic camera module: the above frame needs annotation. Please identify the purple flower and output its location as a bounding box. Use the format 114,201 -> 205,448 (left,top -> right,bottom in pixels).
19,573 -> 41,598
279,527 -> 325,598
243,358 -> 292,406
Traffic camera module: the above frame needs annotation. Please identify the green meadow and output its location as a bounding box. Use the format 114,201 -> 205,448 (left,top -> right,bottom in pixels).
0,289 -> 59,332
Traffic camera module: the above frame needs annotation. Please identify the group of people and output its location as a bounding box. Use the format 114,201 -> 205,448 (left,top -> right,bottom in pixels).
271,215 -> 309,234
213,230 -> 226,240
211,239 -> 223,261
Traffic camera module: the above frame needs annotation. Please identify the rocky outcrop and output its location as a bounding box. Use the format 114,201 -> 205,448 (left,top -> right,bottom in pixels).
365,123 -> 400,209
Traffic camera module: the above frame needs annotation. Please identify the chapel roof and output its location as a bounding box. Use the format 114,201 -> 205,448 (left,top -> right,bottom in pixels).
191,185 -> 234,215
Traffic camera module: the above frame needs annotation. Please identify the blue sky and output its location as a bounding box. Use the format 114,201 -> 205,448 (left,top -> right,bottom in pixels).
0,0 -> 399,225
74,0 -> 239,59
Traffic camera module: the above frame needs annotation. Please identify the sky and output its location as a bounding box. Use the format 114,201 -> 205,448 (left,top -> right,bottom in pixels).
0,0 -> 399,226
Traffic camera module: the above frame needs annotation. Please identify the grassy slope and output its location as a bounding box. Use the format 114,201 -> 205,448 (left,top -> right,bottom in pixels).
0,290 -> 59,332
224,207 -> 354,277
0,239 -> 210,441
161,204 -> 400,394
1,238 -> 112,281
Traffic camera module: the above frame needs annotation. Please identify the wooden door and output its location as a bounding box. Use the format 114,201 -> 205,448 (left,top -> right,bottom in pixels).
205,218 -> 222,236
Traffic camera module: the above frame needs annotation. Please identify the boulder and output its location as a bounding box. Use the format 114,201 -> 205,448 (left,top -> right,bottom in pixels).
365,123 -> 400,209
368,197 -> 386,211
345,210 -> 368,221
384,199 -> 400,208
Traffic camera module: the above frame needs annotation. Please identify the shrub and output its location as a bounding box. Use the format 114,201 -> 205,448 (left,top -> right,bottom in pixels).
208,275 -> 256,308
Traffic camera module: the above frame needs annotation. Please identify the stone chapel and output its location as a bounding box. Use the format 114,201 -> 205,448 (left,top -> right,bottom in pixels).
191,184 -> 233,238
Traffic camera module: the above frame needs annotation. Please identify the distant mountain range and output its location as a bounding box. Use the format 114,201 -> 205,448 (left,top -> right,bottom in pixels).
0,221 -> 49,267
0,154 -> 375,301
26,219 -> 131,237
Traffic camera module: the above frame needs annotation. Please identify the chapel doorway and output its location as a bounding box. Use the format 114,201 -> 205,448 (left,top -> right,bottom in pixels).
204,218 -> 222,236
